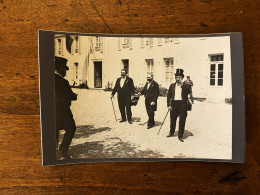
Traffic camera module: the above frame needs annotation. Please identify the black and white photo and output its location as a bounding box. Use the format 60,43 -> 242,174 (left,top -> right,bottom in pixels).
39,30 -> 245,165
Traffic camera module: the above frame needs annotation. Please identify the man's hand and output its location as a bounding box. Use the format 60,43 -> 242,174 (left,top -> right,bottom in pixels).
151,102 -> 155,106
168,106 -> 172,111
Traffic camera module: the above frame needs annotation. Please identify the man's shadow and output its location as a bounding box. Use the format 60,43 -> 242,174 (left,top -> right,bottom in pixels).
173,130 -> 194,139
138,121 -> 162,127
132,117 -> 141,122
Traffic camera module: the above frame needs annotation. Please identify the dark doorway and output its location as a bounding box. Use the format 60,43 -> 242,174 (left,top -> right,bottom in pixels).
94,61 -> 102,88
122,59 -> 129,75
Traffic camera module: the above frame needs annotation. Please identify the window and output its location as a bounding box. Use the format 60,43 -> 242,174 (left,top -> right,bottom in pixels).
96,36 -> 100,48
118,38 -> 121,50
95,36 -> 103,52
149,38 -> 153,46
123,38 -> 130,48
75,36 -> 79,53
73,62 -> 78,81
210,54 -> 224,86
164,38 -> 173,43
174,38 -> 179,44
140,38 -> 145,47
57,39 -> 62,55
146,38 -> 153,46
164,58 -> 174,84
146,59 -> 154,76
158,38 -> 162,46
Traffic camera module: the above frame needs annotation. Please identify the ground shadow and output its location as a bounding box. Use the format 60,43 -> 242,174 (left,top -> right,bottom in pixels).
132,117 -> 141,122
173,130 -> 194,139
73,125 -> 111,139
69,137 -> 164,159
154,121 -> 163,127
138,120 -> 162,127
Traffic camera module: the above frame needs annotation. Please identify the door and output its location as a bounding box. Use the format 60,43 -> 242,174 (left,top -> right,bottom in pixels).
94,61 -> 102,88
122,59 -> 129,75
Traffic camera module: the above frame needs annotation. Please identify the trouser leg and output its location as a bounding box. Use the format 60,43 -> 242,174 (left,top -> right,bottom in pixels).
125,98 -> 132,121
146,101 -> 155,126
170,103 -> 179,134
178,102 -> 187,138
118,99 -> 126,120
59,112 -> 76,154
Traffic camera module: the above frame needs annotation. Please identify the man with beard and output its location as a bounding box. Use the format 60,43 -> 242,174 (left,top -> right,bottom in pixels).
139,74 -> 159,129
111,69 -> 135,124
167,69 -> 191,142
55,56 -> 78,159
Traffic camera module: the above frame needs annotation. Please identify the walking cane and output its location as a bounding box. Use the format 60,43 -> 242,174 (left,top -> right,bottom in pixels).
157,110 -> 170,135
110,97 -> 117,122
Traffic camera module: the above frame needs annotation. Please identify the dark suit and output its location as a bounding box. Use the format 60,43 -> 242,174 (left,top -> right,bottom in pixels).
112,76 -> 135,121
141,80 -> 159,126
55,73 -> 77,154
167,83 -> 191,138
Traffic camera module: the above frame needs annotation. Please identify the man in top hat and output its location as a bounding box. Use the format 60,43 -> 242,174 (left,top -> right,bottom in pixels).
166,68 -> 191,142
55,56 -> 78,159
111,69 -> 135,124
139,74 -> 159,129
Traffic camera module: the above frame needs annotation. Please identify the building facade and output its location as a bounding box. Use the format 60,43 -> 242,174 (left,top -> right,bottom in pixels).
55,35 -> 232,102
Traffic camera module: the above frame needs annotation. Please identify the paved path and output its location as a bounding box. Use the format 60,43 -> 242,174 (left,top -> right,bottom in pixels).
58,89 -> 232,160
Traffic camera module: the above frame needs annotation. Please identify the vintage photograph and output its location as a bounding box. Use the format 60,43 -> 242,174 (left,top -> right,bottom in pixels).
54,34 -> 232,160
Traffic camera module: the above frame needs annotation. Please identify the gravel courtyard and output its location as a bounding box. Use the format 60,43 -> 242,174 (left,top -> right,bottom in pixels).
58,89 -> 232,160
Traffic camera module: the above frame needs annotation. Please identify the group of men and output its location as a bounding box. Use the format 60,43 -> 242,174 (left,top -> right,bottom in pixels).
55,56 -> 194,159
111,69 -> 193,142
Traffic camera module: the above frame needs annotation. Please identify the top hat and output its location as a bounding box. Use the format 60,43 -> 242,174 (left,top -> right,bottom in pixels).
55,56 -> 69,70
175,68 -> 184,77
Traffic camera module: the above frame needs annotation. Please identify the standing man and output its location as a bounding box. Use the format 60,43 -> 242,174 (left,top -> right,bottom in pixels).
139,74 -> 159,129
55,56 -> 78,159
167,69 -> 191,142
184,76 -> 194,104
111,69 -> 135,124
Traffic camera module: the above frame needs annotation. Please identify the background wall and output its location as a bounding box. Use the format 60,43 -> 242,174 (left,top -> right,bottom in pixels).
0,0 -> 259,194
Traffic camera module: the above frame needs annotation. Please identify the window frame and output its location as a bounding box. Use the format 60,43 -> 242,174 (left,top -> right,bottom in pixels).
209,54 -> 224,87
164,58 -> 174,84
146,59 -> 154,77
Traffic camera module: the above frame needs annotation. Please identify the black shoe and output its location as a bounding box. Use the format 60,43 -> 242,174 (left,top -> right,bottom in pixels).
120,119 -> 127,123
147,123 -> 155,129
178,137 -> 184,142
167,133 -> 174,137
59,150 -> 72,159
128,120 -> 133,124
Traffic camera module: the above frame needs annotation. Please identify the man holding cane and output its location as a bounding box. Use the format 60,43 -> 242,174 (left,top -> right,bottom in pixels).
166,69 -> 191,142
111,69 -> 135,124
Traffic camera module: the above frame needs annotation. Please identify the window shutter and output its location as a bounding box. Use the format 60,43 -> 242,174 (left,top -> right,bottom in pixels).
129,38 -> 132,49
158,38 -> 162,45
79,36 -> 81,54
100,37 -> 103,53
118,38 -> 121,50
141,38 -> 144,47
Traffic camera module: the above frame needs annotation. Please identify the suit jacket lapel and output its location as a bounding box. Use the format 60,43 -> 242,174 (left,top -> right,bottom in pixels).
172,83 -> 176,100
147,80 -> 153,91
123,77 -> 128,87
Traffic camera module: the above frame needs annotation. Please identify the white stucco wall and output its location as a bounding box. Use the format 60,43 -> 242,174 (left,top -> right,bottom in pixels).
55,35 -> 232,102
